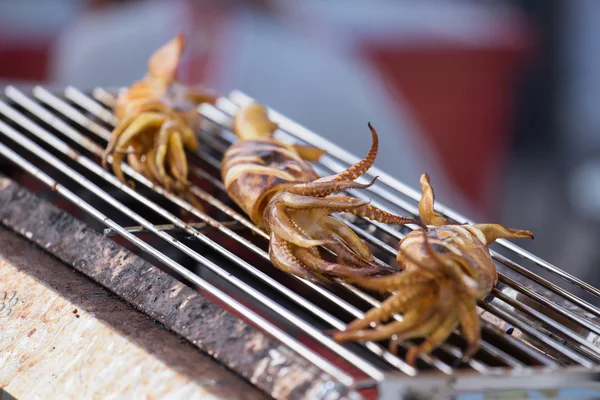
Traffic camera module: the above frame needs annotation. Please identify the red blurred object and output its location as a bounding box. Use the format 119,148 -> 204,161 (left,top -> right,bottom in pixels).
363,41 -> 532,213
0,38 -> 55,82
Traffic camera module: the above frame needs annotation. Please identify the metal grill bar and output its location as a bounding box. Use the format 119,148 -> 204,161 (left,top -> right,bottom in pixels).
491,289 -> 600,359
5,89 -> 440,373
212,97 -> 600,322
125,95 -> 597,366
192,99 -> 600,362
221,98 -> 600,321
229,90 -> 600,303
185,121 -> 557,370
2,85 -> 598,386
0,94 -> 390,380
75,88 -> 541,371
497,274 -> 600,336
104,221 -> 244,234
201,99 -> 600,315
79,87 -> 591,367
85,86 -> 600,313
478,300 -> 594,367
58,87 -> 468,373
14,87 -> 424,375
0,138 -> 355,387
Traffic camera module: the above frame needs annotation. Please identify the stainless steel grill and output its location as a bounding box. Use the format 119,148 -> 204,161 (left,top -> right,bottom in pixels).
0,85 -> 599,398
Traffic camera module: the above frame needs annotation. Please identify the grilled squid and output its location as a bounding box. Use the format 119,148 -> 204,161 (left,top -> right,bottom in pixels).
222,103 -> 418,282
333,174 -> 533,365
102,34 -> 216,202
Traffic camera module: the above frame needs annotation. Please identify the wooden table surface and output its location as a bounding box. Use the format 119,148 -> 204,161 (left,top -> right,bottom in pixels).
0,227 -> 267,400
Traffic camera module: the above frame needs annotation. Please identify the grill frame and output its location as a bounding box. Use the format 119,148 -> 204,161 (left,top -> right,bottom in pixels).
0,85 -> 599,398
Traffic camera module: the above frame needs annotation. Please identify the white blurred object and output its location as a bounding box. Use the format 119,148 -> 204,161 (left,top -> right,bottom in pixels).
0,0 -> 83,39
48,0 -> 188,88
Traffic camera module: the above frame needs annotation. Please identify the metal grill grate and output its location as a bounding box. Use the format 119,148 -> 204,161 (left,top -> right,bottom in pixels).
0,85 -> 599,396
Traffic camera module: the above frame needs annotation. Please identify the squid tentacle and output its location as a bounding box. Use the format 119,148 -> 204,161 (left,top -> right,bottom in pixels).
472,223 -> 534,244
268,234 -> 322,283
154,120 -> 175,183
293,247 -> 388,280
457,294 -> 481,360
300,216 -> 396,274
345,284 -> 433,332
167,130 -> 188,182
319,216 -> 373,260
418,173 -> 448,226
127,152 -> 146,176
287,176 -> 378,197
328,242 -> 379,270
324,240 -> 396,275
329,122 -> 379,183
351,204 -> 421,226
114,112 -> 167,151
387,310 -> 451,356
336,278 -> 457,364
267,203 -> 336,248
405,310 -> 459,365
110,151 -> 128,186
334,293 -> 439,344
103,113 -> 139,167
279,192 -> 369,211
351,270 -> 435,293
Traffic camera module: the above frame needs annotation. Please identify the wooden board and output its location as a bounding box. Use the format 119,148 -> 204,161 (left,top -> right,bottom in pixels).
0,227 -> 268,400
0,174 -> 357,400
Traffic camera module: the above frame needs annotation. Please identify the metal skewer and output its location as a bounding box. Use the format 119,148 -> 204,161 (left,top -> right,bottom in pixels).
104,221 -> 244,236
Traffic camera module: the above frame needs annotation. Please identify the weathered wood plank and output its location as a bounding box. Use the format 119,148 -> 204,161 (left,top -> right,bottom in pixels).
0,227 -> 267,400
0,174 -> 357,400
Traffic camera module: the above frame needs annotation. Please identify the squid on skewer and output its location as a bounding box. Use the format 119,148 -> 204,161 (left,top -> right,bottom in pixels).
221,103 -> 419,282
333,173 -> 533,365
102,34 -> 216,205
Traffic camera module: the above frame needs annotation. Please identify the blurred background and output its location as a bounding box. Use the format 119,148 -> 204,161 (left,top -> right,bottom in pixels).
0,0 -> 599,291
